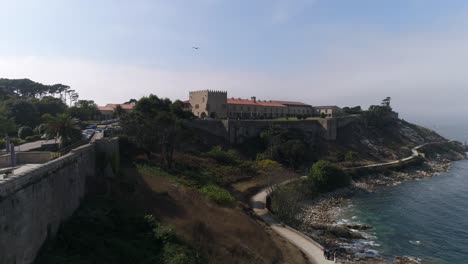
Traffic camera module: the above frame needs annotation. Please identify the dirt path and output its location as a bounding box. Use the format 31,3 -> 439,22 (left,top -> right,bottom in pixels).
251,186 -> 335,264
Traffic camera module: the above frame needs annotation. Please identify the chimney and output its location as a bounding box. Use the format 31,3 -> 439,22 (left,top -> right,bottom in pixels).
251,96 -> 256,103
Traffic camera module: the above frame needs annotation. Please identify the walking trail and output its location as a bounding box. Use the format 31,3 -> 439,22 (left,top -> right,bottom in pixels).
251,185 -> 334,264
251,141 -> 452,264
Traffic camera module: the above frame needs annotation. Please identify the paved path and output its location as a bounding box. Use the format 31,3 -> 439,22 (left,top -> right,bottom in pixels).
345,141 -> 450,170
251,185 -> 335,264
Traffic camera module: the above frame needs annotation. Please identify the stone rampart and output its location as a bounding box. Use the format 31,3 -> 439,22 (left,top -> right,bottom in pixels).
184,118 -> 351,144
0,138 -> 119,264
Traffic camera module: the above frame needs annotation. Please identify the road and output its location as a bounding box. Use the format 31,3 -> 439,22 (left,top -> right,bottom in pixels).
251,185 -> 335,264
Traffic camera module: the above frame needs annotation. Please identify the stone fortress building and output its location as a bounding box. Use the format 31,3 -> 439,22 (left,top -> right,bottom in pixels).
187,90 -> 339,119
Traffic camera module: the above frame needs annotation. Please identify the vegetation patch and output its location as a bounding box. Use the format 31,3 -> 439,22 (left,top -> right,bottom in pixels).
200,184 -> 235,205
35,196 -> 203,264
308,160 -> 351,192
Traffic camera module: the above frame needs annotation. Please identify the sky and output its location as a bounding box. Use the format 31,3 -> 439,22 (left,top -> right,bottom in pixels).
0,0 -> 468,140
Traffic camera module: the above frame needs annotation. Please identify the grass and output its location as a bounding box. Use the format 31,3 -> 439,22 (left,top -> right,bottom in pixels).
136,162 -> 236,207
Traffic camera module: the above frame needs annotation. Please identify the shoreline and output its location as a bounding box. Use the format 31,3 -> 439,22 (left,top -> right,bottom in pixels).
297,156 -> 465,264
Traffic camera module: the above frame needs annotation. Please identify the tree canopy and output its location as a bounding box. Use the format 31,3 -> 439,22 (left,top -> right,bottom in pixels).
363,97 -> 398,128
43,113 -> 82,147
68,100 -> 99,121
120,94 -> 194,168
0,78 -> 73,100
308,160 -> 351,192
0,78 -> 78,137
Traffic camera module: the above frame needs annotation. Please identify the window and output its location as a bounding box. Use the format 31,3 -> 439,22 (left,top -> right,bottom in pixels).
202,97 -> 205,103
195,104 -> 199,109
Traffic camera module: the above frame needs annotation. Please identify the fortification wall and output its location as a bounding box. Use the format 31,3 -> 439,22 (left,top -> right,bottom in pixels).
184,118 -> 344,144
226,120 -> 329,144
0,138 -> 119,264
0,152 -> 54,168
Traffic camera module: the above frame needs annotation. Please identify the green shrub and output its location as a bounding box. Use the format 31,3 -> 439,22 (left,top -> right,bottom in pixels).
0,137 -> 23,148
308,160 -> 351,192
153,224 -> 177,244
163,243 -> 198,264
25,135 -> 42,142
18,126 -> 34,139
200,184 -> 235,205
269,184 -> 305,226
206,146 -> 239,165
255,159 -> 282,175
345,151 -> 358,164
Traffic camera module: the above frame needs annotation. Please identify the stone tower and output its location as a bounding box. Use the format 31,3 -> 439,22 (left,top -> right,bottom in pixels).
189,90 -> 227,119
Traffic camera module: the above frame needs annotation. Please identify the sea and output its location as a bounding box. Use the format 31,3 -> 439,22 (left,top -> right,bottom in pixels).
339,159 -> 468,263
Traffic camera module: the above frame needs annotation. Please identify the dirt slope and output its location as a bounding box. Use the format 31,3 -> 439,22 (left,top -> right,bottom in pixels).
119,166 -> 311,264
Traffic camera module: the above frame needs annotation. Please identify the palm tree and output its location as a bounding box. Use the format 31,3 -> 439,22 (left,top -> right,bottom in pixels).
44,113 -> 82,148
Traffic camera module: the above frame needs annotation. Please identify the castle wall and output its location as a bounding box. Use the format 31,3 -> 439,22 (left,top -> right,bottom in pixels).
0,138 -> 119,264
184,119 -> 343,144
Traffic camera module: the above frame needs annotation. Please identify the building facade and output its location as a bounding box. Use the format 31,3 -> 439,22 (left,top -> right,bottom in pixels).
189,90 -> 228,119
227,97 -> 287,119
313,106 -> 342,118
186,90 -> 314,119
272,101 -> 314,117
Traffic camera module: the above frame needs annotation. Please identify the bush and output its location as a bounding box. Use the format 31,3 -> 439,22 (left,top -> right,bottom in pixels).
25,135 -> 42,142
345,151 -> 358,164
206,146 -> 239,165
200,184 -> 235,205
18,126 -> 34,139
308,160 -> 351,192
163,243 -> 198,264
0,137 -> 23,148
255,159 -> 282,175
269,184 -> 305,226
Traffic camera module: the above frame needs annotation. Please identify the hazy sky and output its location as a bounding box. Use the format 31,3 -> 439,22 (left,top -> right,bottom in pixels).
0,0 -> 467,140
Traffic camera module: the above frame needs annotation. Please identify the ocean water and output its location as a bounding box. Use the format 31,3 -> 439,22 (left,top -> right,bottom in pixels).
341,160 -> 468,263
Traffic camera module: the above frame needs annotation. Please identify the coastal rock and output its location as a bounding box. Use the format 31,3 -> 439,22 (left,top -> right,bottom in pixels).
346,224 -> 373,231
394,256 -> 421,264
327,225 -> 365,239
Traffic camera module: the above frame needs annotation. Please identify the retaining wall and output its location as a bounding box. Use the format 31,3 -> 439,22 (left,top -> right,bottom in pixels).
0,138 -> 119,264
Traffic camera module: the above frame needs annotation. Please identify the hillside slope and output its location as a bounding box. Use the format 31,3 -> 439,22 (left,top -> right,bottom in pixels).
328,118 -> 464,164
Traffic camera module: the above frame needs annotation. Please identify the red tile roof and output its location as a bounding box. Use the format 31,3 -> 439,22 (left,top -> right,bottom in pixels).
272,100 -> 311,106
227,98 -> 286,107
98,103 -> 135,111
97,106 -> 113,111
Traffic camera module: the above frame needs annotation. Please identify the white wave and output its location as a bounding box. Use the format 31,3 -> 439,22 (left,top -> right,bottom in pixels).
409,240 -> 421,246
